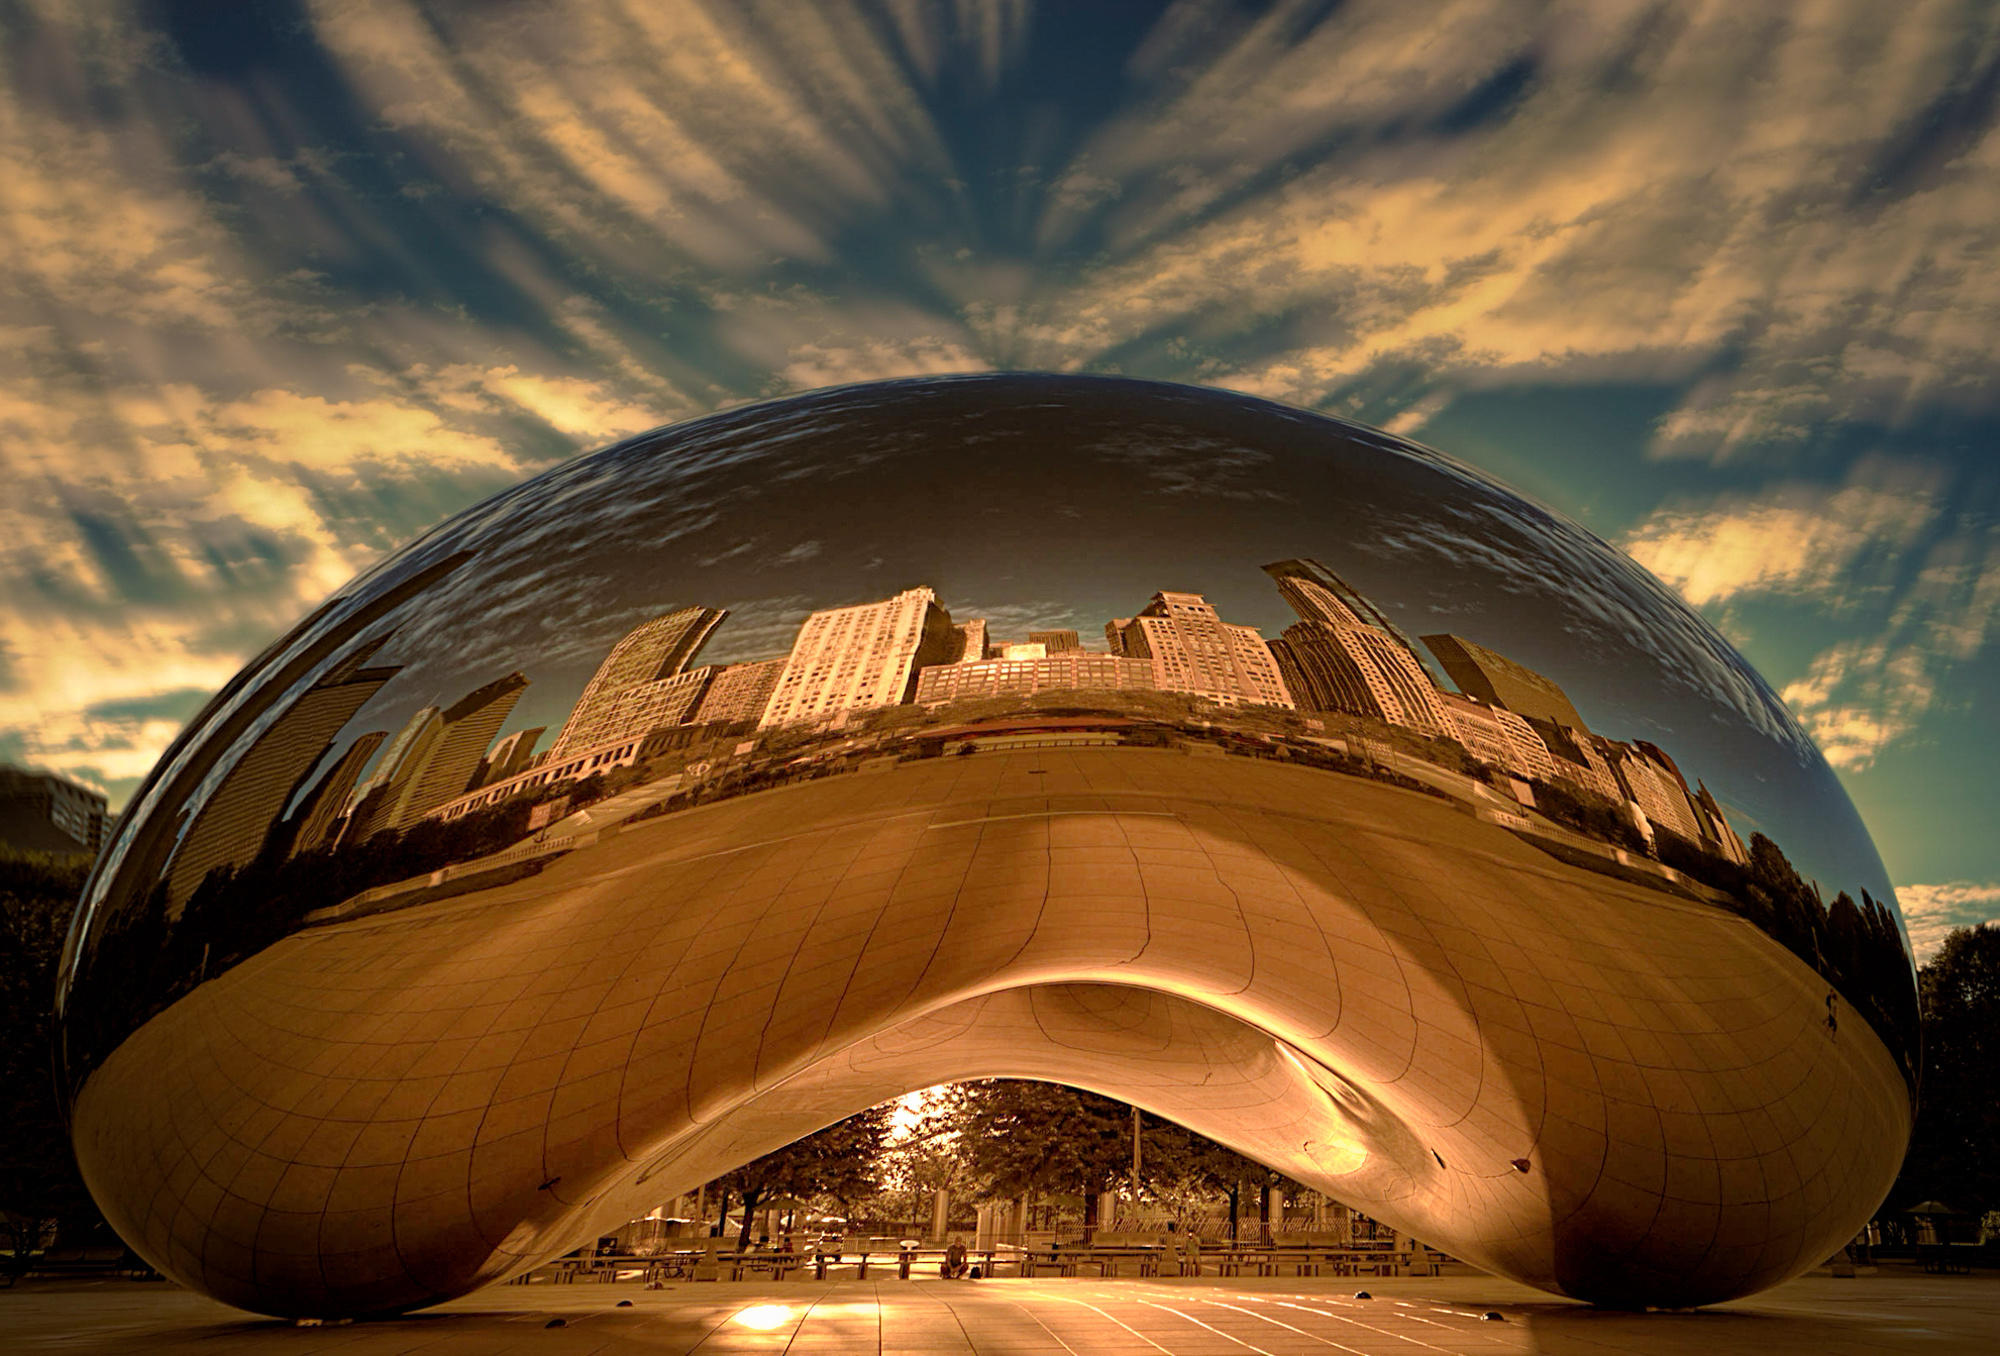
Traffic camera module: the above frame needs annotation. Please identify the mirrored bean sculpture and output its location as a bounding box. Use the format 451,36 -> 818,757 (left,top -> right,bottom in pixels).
58,374 -> 1916,1316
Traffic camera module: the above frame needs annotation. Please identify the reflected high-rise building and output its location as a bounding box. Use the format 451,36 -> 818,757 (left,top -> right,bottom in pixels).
559,667 -> 712,756
1422,633 -> 1588,730
1106,591 -> 1293,709
953,619 -> 988,664
1695,781 -> 1751,865
550,606 -> 726,759
166,643 -> 399,910
1267,629 -> 1385,721
915,650 -> 1155,705
760,587 -> 959,728
1265,559 -> 1432,666
286,731 -> 387,858
1263,563 -> 1449,735
344,705 -> 442,845
1437,692 -> 1554,781
472,726 -> 544,791
693,658 -> 786,727
401,673 -> 530,826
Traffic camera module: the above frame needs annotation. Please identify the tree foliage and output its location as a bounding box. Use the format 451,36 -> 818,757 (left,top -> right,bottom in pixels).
948,1080 -> 1304,1237
714,1105 -> 893,1248
1891,923 -> 2000,1216
0,847 -> 101,1266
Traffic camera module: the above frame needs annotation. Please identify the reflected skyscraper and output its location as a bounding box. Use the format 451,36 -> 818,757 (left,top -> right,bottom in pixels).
286,730 -> 387,858
1106,591 -> 1292,708
953,619 -> 989,664
1422,633 -> 1589,730
760,587 -> 958,728
550,607 -> 725,759
915,649 -> 1155,704
472,726 -> 544,790
344,704 -> 440,845
1265,563 -> 1450,734
402,672 -> 530,825
165,644 -> 398,910
1437,691 -> 1555,781
693,658 -> 786,727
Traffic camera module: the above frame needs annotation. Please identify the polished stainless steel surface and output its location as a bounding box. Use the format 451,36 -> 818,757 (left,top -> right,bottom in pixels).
57,374 -> 1915,1316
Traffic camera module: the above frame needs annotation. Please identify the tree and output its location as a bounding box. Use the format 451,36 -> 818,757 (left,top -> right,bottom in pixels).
1891,923 -> 2000,1216
0,847 -> 102,1273
947,1080 -> 1311,1240
714,1105 -> 893,1250
878,1086 -> 976,1234
954,1082 -> 1138,1237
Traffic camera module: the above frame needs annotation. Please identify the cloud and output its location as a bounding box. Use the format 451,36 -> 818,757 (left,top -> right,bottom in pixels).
1896,881 -> 2000,962
1622,460 -> 1944,607
1774,528 -> 1999,769
1618,459 -> 1996,770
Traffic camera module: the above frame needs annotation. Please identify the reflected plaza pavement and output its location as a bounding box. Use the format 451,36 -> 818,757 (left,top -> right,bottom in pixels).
5,1272 -> 1997,1355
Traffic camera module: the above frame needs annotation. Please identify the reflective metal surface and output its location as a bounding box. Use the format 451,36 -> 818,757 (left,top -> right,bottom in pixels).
57,374 -> 1915,1315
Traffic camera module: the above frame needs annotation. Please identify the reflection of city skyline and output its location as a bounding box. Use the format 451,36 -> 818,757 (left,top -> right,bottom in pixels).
312,555 -> 1754,877
114,545 -> 1911,1099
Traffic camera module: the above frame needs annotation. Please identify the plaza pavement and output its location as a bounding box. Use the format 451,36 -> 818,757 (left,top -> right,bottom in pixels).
3,1268 -> 1995,1354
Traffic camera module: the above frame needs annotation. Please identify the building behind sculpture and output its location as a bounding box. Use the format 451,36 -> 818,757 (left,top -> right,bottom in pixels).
1029,629 -> 1081,653
0,766 -> 108,856
1106,591 -> 1293,708
760,587 -> 960,728
915,651 -> 1156,704
550,606 -> 726,759
167,646 -> 398,909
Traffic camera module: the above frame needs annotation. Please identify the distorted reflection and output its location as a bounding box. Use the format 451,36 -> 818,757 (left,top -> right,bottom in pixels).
56,374 -> 1916,1317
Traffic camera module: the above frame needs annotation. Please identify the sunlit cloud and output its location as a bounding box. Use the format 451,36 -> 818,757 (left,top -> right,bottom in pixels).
1622,461 -> 1944,608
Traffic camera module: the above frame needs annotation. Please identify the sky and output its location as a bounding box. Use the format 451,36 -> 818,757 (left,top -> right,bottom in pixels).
3,0 -> 1997,959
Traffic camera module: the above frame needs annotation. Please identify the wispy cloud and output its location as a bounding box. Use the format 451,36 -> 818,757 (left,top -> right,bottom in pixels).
1622,460 -> 1944,608
1776,528 -> 2000,768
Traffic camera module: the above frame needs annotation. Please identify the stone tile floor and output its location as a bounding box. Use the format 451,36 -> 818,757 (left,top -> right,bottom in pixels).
2,1270 -> 1995,1354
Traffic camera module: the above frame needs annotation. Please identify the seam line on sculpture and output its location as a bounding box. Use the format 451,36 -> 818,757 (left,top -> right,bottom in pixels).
924,809 -> 1181,829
